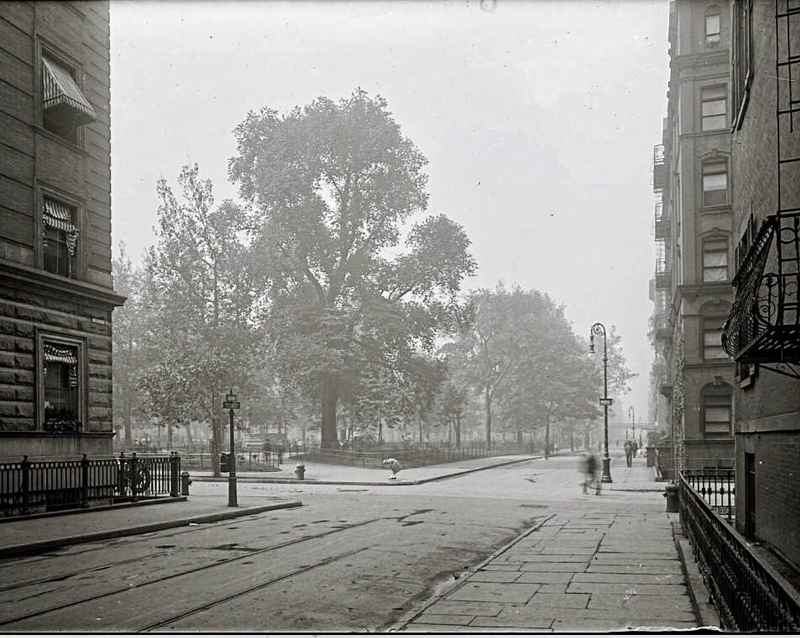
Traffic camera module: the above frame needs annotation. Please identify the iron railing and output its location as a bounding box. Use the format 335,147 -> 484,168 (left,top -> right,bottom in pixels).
682,468 -> 735,523
0,453 -> 181,518
679,472 -> 800,632
301,442 -> 533,469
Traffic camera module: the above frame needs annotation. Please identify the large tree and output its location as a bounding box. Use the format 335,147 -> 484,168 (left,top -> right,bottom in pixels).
111,244 -> 146,449
137,164 -> 261,471
229,89 -> 476,448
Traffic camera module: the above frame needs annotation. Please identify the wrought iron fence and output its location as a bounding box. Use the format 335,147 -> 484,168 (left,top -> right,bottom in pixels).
301,442 -> 533,469
0,453 -> 181,518
679,472 -> 800,632
180,451 -> 281,472
682,468 -> 735,522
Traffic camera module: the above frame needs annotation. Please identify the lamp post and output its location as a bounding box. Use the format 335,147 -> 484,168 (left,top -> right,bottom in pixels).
590,322 -> 613,483
223,389 -> 241,507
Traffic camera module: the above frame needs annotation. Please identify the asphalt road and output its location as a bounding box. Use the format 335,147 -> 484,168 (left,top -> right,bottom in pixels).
0,453 -> 653,633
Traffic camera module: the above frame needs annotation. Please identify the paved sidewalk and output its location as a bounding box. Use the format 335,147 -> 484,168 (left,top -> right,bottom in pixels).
395,464 -> 708,633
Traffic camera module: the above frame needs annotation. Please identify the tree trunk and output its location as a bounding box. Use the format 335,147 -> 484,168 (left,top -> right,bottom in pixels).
584,425 -> 590,450
484,386 -> 492,446
124,393 -> 133,448
321,376 -> 339,449
455,413 -> 461,448
167,421 -> 173,450
544,412 -> 550,459
211,415 -> 221,478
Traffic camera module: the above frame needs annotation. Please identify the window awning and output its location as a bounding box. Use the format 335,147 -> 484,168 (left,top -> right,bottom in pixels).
42,55 -> 96,125
43,198 -> 79,255
44,344 -> 78,366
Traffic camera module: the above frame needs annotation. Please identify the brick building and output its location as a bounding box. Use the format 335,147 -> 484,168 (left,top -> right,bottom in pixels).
721,0 -> 800,570
651,0 -> 736,477
0,2 -> 123,458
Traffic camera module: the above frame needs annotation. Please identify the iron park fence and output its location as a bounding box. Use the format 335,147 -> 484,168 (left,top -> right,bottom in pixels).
0,452 -> 181,518
679,471 -> 800,632
301,442 -> 533,469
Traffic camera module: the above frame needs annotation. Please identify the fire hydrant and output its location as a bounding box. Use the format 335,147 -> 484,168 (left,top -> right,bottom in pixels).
663,482 -> 679,513
295,462 -> 306,480
181,470 -> 192,496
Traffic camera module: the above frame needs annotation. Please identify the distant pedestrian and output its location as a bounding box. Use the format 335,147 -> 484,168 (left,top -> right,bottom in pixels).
624,440 -> 633,467
581,452 -> 601,495
383,457 -> 401,480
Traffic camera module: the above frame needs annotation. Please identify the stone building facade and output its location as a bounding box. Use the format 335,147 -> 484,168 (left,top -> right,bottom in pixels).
0,2 -> 123,458
652,0 -> 736,476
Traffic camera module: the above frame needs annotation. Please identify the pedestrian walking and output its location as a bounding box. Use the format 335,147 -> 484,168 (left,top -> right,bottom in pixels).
581,452 -> 601,495
382,457 -> 401,480
624,440 -> 633,467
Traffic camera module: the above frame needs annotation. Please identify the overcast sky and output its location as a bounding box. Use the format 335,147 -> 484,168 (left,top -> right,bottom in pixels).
109,0 -> 671,425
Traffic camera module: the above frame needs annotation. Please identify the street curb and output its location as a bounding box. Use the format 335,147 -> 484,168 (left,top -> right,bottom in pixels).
386,513 -> 556,632
0,496 -> 188,525
191,455 -> 542,487
0,500 -> 302,559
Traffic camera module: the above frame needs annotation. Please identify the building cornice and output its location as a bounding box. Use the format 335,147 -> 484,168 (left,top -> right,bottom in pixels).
673,49 -> 731,70
0,259 -> 126,308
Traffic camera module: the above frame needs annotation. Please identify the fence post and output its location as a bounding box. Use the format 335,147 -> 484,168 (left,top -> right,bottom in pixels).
80,453 -> 89,508
117,452 -> 126,496
170,452 -> 180,497
130,452 -> 139,501
20,455 -> 30,514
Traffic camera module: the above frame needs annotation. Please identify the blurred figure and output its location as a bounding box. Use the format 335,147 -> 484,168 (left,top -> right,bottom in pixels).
581,452 -> 601,495
624,440 -> 634,467
383,457 -> 401,480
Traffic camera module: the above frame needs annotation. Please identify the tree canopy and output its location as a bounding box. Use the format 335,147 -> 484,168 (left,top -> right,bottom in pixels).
229,89 -> 476,447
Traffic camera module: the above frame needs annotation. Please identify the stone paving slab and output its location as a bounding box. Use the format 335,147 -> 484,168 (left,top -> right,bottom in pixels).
513,571 -> 573,584
426,600 -> 505,616
470,571 -> 521,583
520,562 -> 589,572
468,607 -> 556,629
568,582 -> 688,596
447,582 -> 541,604
571,571 -> 683,585
587,593 -> 695,616
586,563 -> 684,575
526,592 -> 590,609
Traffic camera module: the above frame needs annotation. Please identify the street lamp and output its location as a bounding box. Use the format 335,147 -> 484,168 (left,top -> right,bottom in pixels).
589,322 -> 613,483
223,389 -> 241,507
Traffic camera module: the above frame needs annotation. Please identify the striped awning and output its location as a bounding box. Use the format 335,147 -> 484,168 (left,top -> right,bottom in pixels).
43,198 -> 79,256
44,344 -> 78,366
42,55 -> 96,125
44,344 -> 79,386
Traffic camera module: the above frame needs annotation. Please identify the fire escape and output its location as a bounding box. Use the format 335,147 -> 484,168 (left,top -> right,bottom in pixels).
722,1 -> 800,379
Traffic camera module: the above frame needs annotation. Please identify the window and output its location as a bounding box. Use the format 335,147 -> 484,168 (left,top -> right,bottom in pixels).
42,197 -> 79,277
702,383 -> 732,436
702,162 -> 728,206
704,327 -> 728,360
703,238 -> 729,282
42,340 -> 82,432
701,86 -> 727,131
706,12 -> 721,44
41,52 -> 96,144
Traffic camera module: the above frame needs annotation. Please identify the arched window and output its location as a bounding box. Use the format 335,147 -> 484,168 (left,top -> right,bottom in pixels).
702,382 -> 732,436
